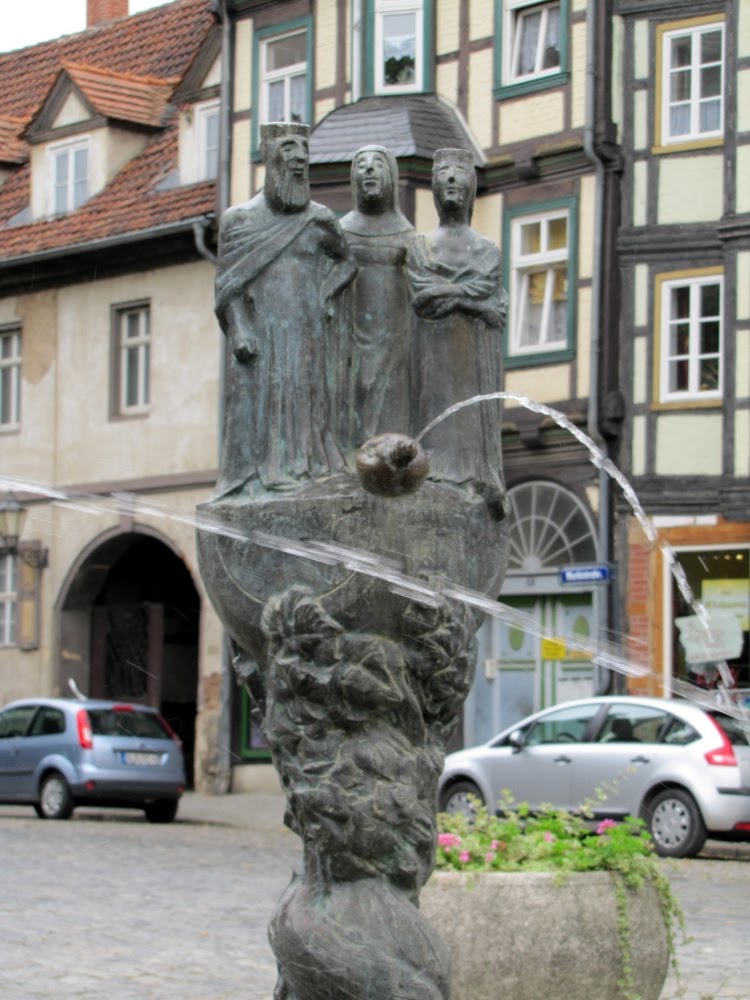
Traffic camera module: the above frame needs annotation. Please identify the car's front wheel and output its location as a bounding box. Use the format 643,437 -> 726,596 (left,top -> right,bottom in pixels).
644,788 -> 707,858
439,780 -> 485,817
37,772 -> 74,820
144,799 -> 179,824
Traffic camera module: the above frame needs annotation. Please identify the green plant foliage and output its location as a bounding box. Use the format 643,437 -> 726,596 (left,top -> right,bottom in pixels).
436,793 -> 688,1000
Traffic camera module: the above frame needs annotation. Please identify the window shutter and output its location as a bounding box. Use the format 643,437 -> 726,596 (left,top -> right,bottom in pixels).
17,546 -> 42,651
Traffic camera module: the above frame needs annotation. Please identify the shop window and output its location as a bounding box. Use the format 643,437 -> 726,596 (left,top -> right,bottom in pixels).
504,200 -> 576,365
656,17 -> 724,150
671,548 -> 750,692
495,0 -> 569,98
655,269 -> 723,404
0,327 -> 21,430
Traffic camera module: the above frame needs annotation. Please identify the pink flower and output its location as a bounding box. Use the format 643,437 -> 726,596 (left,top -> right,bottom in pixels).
484,851 -> 496,863
438,833 -> 462,849
596,819 -> 617,835
491,840 -> 500,850
543,831 -> 555,843
458,851 -> 471,863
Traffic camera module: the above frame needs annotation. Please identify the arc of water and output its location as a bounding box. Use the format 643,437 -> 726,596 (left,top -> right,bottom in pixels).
416,392 -> 746,710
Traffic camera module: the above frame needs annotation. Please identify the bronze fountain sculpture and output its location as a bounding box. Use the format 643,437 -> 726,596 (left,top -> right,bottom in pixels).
197,123 -> 510,1000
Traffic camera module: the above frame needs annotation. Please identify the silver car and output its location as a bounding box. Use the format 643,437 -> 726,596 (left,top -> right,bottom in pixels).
439,696 -> 750,858
0,697 -> 186,823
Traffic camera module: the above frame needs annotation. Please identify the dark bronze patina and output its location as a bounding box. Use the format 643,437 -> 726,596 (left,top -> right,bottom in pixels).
198,135 -> 509,1000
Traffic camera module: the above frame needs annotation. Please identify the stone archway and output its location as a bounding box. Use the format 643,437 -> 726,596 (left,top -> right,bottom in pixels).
56,529 -> 200,786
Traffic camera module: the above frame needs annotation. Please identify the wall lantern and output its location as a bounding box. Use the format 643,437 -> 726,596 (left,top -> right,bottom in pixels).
0,492 -> 48,569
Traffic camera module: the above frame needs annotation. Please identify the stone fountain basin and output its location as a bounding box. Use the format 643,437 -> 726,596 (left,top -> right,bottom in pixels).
197,473 -> 509,664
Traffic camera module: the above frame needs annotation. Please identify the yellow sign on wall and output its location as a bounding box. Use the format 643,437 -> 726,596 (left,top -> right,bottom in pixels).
541,638 -> 567,660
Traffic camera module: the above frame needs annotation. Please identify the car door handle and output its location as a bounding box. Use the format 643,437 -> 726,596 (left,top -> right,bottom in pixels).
630,755 -> 650,764
554,755 -> 572,764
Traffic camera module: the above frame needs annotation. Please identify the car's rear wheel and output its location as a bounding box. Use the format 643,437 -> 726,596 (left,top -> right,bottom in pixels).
37,772 -> 74,820
439,780 -> 485,817
144,799 -> 179,824
645,788 -> 707,858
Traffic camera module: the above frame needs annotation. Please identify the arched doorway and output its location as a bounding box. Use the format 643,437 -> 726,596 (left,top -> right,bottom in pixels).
466,481 -> 601,745
57,531 -> 200,786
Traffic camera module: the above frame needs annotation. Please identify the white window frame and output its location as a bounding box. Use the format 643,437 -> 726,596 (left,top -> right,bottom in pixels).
196,100 -> 220,180
0,554 -> 17,647
352,0 -> 365,102
509,208 -> 570,357
658,274 -> 723,403
259,28 -> 309,126
116,304 -> 151,415
503,0 -> 562,86
0,327 -> 21,430
374,0 -> 424,95
49,136 -> 89,215
659,20 -> 724,146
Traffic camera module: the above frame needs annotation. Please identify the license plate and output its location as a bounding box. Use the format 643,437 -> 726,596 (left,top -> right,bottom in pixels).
121,751 -> 161,766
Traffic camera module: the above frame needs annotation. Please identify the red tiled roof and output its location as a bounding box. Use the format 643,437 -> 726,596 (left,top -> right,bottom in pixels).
0,0 -> 217,264
0,117 -> 28,165
56,63 -> 178,129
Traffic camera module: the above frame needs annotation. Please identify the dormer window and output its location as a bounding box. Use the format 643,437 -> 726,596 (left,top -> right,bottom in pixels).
50,137 -> 89,215
197,100 -> 220,180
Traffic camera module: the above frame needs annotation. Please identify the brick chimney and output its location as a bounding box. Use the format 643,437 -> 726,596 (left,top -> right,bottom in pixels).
87,0 -> 129,27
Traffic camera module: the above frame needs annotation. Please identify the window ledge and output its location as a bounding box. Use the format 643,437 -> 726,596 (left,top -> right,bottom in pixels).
651,398 -> 724,411
505,348 -> 575,369
494,72 -> 569,101
652,137 -> 724,155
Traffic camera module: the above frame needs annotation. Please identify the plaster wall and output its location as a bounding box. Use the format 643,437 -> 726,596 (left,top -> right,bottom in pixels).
467,48 -> 494,150
655,413 -> 723,476
578,174 -> 595,280
738,148 -> 750,214
315,2 -> 337,92
436,0 -> 459,54
634,265 -> 648,328
738,254 -> 750,320
633,91 -> 647,151
736,329 -> 750,399
576,286 -> 592,398
739,0 -> 750,57
472,192 -> 502,244
54,261 -> 219,484
1,291 -> 57,486
632,414 -> 647,475
436,61 -> 459,108
505,364 -> 569,403
315,98 -> 336,122
500,92 -> 564,144
657,156 -> 723,224
414,185 -> 438,233
234,19 -> 252,113
230,119 -> 252,205
570,21 -> 587,130
736,412 -> 750,477
55,92 -> 89,128
633,337 -> 647,405
632,160 -> 647,226
633,20 -> 649,80
469,0 -> 492,40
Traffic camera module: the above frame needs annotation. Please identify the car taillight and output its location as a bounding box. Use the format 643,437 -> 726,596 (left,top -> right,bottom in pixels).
704,714 -> 737,767
158,713 -> 182,748
77,709 -> 93,750
734,822 -> 750,832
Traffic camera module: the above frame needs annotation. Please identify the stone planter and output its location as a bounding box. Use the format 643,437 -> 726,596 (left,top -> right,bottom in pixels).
420,870 -> 669,1000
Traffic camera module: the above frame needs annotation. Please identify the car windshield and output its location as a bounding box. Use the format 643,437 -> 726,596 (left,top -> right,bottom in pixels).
87,708 -> 171,740
709,712 -> 750,747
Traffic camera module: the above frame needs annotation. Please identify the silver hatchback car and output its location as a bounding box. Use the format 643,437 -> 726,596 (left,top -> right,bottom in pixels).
439,696 -> 750,857
0,697 -> 186,823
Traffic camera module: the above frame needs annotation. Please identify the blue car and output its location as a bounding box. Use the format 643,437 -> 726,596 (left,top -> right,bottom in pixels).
0,697 -> 186,822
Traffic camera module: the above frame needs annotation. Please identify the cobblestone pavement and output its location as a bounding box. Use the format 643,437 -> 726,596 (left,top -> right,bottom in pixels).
0,794 -> 748,999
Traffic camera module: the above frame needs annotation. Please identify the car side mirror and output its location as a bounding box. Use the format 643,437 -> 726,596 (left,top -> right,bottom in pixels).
509,729 -> 524,753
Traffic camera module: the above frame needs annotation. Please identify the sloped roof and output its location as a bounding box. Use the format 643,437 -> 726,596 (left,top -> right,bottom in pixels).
310,95 -> 482,165
56,63 -> 178,129
0,117 -> 28,165
0,0 -> 216,266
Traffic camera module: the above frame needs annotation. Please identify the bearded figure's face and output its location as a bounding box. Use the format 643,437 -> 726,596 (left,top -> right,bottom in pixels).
352,148 -> 393,213
265,136 -> 310,212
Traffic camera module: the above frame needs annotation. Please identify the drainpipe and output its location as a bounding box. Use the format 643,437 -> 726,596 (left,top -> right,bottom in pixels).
584,0 -> 614,693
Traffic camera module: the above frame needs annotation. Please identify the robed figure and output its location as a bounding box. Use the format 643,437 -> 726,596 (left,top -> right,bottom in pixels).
339,146 -> 415,447
407,148 -> 507,512
214,122 -> 356,496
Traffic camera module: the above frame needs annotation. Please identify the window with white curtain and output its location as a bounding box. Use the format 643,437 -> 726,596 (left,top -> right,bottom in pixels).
50,138 -> 89,215
509,208 -> 569,356
504,0 -> 562,85
0,327 -> 21,429
657,272 -> 723,402
260,29 -> 309,125
658,19 -> 724,145
0,554 -> 17,647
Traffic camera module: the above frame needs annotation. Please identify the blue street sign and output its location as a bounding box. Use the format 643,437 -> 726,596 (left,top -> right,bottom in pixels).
560,565 -> 610,585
